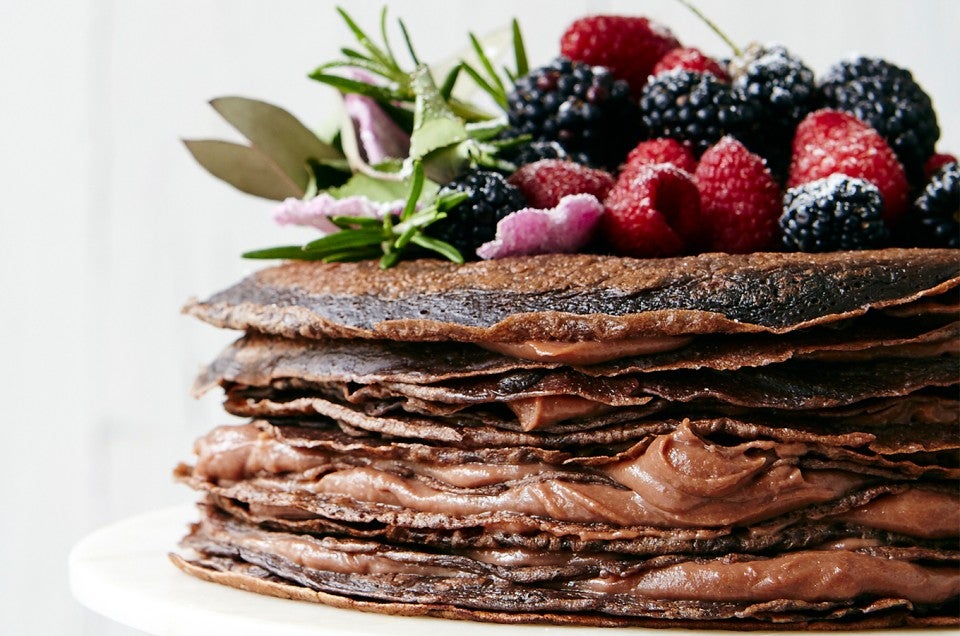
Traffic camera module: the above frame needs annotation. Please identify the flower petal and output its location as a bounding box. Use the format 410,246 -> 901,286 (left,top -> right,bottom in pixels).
272,194 -> 400,234
476,194 -> 604,259
343,94 -> 410,164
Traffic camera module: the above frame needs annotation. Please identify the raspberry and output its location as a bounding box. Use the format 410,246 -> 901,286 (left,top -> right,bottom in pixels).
508,160 -> 615,209
639,70 -> 758,156
561,15 -> 680,97
906,162 -> 959,248
506,57 -> 641,168
788,109 -> 908,224
652,47 -> 728,81
620,138 -> 698,177
601,164 -> 704,257
780,174 -> 889,252
694,136 -> 782,253
924,152 -> 958,181
431,169 -> 527,259
819,57 -> 939,184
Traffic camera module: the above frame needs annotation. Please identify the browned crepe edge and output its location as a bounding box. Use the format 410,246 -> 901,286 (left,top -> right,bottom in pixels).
169,554 -> 957,630
183,250 -> 960,343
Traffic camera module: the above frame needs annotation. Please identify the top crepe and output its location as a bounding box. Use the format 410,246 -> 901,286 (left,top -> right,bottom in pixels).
184,249 -> 960,343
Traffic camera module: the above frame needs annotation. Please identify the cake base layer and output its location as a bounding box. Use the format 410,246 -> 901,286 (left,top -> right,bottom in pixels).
172,509 -> 959,630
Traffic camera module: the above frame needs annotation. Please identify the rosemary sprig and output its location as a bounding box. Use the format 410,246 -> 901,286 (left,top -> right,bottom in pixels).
243,161 -> 466,268
459,18 -> 528,112
309,7 -> 496,124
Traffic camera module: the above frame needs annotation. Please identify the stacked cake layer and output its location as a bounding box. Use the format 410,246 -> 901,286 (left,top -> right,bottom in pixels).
174,249 -> 960,628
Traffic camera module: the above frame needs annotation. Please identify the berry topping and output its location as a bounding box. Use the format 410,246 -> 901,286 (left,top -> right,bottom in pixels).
601,163 -> 704,257
694,136 -> 782,253
506,140 -> 590,167
819,57 -> 939,184
653,47 -> 729,81
729,44 -> 815,128
639,70 -> 757,156
924,152 -> 959,181
506,57 -> 641,168
729,43 -> 816,179
788,109 -> 908,224
620,138 -> 698,178
508,160 -> 614,210
780,174 -> 889,252
906,162 -> 959,248
431,169 -> 527,259
560,15 -> 680,97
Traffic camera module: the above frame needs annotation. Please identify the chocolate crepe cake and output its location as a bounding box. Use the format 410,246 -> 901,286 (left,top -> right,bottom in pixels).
175,6 -> 960,631
174,250 -> 960,628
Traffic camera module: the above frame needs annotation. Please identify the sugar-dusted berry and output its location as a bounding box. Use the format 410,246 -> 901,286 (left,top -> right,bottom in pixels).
508,160 -> 615,210
695,136 -> 781,253
781,174 -> 889,252
601,164 -> 704,257
789,109 -> 908,224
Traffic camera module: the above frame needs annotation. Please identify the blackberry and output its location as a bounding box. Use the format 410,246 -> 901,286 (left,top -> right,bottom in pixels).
506,56 -> 641,169
429,169 -> 526,259
730,44 -> 816,180
639,69 -> 757,156
507,140 -> 591,167
907,162 -> 959,248
780,174 -> 889,252
819,57 -> 939,184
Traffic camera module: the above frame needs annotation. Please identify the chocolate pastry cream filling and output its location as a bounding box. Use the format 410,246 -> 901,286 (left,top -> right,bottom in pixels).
188,421 -> 957,536
183,514 -> 959,606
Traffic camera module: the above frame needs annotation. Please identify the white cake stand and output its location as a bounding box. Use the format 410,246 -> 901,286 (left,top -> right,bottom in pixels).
69,505 -> 948,636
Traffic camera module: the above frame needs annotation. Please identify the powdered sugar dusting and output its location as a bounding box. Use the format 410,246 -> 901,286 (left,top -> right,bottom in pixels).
476,194 -> 604,259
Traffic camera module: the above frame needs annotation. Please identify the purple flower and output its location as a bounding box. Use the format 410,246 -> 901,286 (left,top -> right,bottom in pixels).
272,194 -> 403,234
342,69 -> 410,164
476,194 -> 604,259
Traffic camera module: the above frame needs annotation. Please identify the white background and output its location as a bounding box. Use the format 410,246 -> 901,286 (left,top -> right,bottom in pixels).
2,1 -> 958,634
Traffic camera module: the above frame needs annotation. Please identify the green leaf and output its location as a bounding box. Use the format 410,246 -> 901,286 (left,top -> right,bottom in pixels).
411,119 -> 471,163
439,64 -> 462,101
379,7 -> 399,71
469,32 -> 507,104
335,6 -> 395,71
466,118 -> 508,141
412,234 -> 465,263
398,18 -> 421,66
327,171 -> 437,203
340,47 -> 374,62
401,161 -> 425,220
184,139 -> 303,200
431,25 -> 511,105
328,215 -> 383,230
409,66 -> 468,161
436,191 -> 469,212
303,227 -> 384,254
312,59 -> 395,83
379,251 -> 401,269
322,247 -> 384,263
460,63 -> 505,110
393,224 -> 420,249
512,18 -> 528,77
209,97 -> 341,192
242,245 -> 325,260
308,73 -> 402,102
